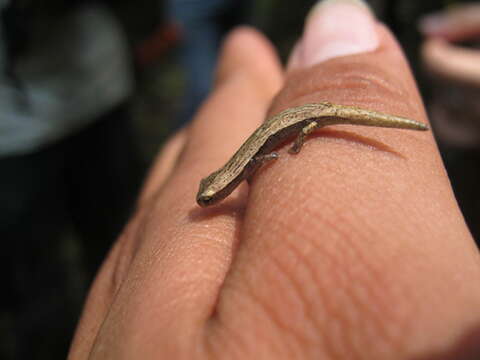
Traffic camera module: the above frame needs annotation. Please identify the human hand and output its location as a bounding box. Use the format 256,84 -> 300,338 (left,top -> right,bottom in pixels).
420,3 -> 480,85
419,3 -> 480,148
69,0 -> 480,359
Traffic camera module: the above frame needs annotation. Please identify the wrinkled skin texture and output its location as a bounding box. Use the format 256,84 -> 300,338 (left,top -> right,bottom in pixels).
69,14 -> 480,360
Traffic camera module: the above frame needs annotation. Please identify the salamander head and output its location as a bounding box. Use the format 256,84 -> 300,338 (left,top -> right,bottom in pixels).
196,171 -> 224,207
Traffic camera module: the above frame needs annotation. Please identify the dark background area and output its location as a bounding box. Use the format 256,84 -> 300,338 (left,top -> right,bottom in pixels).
1,0 -> 479,359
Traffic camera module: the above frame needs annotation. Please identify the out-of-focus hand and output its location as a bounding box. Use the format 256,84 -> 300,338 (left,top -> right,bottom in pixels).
420,3 -> 480,85
70,0 -> 480,359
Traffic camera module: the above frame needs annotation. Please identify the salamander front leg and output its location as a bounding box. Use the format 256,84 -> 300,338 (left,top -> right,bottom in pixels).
246,152 -> 279,185
289,121 -> 319,154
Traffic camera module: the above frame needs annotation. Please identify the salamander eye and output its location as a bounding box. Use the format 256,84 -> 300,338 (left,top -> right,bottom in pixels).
198,195 -> 213,207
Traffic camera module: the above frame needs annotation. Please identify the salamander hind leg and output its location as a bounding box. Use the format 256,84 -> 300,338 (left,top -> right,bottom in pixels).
289,121 -> 319,154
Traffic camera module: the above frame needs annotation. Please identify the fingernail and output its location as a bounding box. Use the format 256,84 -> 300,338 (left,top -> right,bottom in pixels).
418,13 -> 448,35
291,0 -> 379,68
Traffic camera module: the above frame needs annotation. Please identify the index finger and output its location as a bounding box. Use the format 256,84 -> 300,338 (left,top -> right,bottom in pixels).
419,4 -> 480,41
419,4 -> 480,87
212,1 -> 480,358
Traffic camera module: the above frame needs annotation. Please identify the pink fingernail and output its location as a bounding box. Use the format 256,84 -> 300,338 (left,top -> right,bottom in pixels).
290,0 -> 379,68
418,13 -> 449,35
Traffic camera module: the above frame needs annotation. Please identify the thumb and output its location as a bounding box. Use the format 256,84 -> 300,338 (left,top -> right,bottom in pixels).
288,0 -> 378,69
215,1 -> 480,359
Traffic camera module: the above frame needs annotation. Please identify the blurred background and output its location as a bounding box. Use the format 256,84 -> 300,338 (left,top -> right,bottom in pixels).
0,0 -> 479,358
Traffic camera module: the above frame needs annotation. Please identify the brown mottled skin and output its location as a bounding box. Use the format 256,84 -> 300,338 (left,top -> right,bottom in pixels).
197,102 -> 428,207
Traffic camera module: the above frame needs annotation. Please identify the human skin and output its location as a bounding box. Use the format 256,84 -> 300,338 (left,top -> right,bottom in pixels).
69,1 -> 480,359
420,4 -> 480,86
